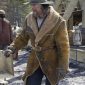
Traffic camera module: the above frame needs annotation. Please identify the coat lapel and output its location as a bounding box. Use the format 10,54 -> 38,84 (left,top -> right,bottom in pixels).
27,6 -> 60,44
35,6 -> 59,43
27,13 -> 38,37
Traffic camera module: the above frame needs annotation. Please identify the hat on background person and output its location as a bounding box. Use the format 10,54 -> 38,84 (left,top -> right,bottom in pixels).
0,10 -> 5,15
0,10 -> 5,18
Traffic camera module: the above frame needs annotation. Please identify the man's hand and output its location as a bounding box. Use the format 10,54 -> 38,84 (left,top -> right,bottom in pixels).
4,46 -> 15,57
4,49 -> 13,57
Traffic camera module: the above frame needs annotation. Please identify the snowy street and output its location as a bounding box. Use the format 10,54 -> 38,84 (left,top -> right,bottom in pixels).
1,50 -> 85,85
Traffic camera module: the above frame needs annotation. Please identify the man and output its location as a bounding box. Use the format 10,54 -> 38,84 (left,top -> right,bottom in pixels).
5,0 -> 70,85
0,10 -> 13,50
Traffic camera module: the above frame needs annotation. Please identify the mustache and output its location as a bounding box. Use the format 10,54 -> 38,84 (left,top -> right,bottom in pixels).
33,11 -> 38,17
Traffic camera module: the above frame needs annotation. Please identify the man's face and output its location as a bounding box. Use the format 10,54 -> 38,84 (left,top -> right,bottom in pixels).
31,4 -> 43,17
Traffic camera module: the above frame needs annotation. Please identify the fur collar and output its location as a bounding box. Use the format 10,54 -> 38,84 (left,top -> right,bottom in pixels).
27,6 -> 60,43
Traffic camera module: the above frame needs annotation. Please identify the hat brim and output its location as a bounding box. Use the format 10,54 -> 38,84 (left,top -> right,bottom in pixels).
30,1 -> 54,5
40,1 -> 54,4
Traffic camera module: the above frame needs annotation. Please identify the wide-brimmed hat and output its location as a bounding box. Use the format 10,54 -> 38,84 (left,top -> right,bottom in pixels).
0,10 -> 5,15
29,0 -> 54,4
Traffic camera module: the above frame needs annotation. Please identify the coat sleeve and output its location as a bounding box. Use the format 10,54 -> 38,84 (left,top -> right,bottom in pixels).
54,20 -> 70,72
10,18 -> 29,50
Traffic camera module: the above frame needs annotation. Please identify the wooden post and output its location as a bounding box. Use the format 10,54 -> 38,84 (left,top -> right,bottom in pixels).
82,10 -> 85,28
79,0 -> 85,27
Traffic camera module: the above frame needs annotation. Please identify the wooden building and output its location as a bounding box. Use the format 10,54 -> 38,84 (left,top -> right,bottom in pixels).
54,0 -> 85,45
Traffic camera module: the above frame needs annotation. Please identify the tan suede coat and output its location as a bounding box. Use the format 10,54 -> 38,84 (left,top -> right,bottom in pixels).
11,6 -> 70,85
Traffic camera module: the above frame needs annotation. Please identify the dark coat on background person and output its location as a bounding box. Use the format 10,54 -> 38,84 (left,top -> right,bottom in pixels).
0,18 -> 13,49
11,6 -> 70,85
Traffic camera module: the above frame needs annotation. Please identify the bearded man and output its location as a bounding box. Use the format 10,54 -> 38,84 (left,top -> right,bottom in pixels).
4,0 -> 70,85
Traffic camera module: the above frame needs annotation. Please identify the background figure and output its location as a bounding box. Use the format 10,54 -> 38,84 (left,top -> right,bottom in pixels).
12,26 -> 22,60
12,26 -> 17,39
0,10 -> 13,50
12,26 -> 22,39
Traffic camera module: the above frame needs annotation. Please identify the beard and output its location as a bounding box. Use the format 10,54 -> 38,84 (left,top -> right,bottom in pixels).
32,9 -> 44,18
33,11 -> 38,17
33,11 -> 42,18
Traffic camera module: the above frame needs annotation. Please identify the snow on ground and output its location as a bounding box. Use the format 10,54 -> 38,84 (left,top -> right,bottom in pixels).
1,50 -> 85,85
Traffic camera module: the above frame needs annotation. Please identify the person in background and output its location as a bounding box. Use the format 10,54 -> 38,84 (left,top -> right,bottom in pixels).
12,26 -> 19,60
4,0 -> 70,85
0,10 -> 13,50
12,26 -> 23,60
